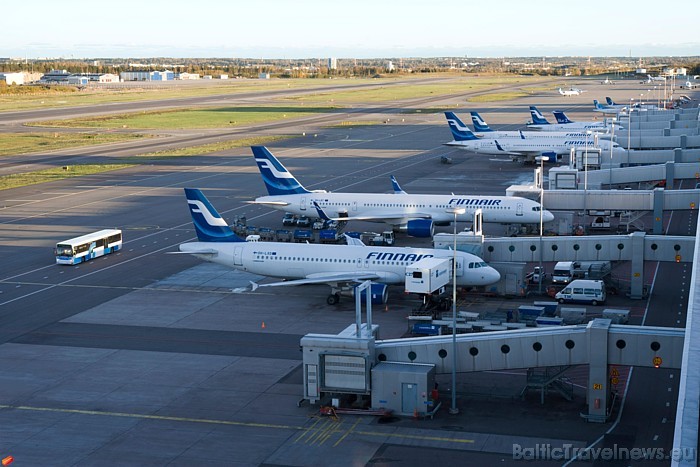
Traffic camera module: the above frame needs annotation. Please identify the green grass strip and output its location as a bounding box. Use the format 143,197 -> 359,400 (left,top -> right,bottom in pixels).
134,135 -> 295,158
29,106 -> 336,130
0,132 -> 145,156
0,164 -> 133,190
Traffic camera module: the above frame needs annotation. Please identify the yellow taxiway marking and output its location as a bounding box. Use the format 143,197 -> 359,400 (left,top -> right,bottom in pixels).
334,417 -> 363,447
0,404 -> 475,445
0,404 -> 297,431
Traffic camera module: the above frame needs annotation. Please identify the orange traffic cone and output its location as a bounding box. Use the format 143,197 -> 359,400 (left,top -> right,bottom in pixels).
261,321 -> 266,329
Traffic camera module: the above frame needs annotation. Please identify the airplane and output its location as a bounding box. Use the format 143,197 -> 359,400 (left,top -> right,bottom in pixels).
454,111 -> 591,140
610,96 -> 660,112
526,106 -> 612,132
647,74 -> 666,83
558,88 -> 580,97
551,111 -> 615,132
445,112 -> 623,164
593,99 -> 626,115
249,146 -> 554,237
179,187 -> 501,305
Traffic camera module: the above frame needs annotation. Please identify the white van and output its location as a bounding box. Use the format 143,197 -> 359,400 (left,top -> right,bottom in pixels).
555,279 -> 606,306
552,261 -> 580,284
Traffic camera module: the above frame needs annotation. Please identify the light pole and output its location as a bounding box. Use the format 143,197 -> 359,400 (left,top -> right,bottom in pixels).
609,118 -> 616,189
627,109 -> 632,154
584,130 -> 591,233
446,207 -> 465,415
536,156 -> 549,295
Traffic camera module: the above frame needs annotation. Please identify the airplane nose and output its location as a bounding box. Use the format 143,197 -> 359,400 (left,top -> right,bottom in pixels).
543,210 -> 555,223
485,267 -> 501,285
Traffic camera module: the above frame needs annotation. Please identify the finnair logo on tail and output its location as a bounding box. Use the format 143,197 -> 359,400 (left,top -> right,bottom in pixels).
447,119 -> 469,132
188,200 -> 228,227
471,114 -> 488,129
256,159 -> 294,179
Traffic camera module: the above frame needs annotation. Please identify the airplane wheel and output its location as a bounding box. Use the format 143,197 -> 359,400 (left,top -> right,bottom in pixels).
327,293 -> 340,305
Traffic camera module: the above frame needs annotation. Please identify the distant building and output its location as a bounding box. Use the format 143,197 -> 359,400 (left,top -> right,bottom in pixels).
386,61 -> 395,72
120,71 -> 174,81
259,73 -> 270,79
39,70 -> 119,85
178,72 -> 201,80
40,69 -> 72,84
220,74 -> 229,80
0,72 -> 27,85
67,75 -> 89,86
97,73 -> 120,83
328,57 -> 337,70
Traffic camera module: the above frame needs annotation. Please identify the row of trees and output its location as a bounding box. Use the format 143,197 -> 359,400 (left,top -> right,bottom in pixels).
2,58 -> 699,80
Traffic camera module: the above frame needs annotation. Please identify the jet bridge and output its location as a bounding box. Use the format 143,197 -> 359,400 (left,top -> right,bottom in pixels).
301,319 -> 684,421
434,231 -> 695,299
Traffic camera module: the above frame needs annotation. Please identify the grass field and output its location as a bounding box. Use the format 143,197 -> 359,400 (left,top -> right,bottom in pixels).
133,135 -> 294,158
283,75 -> 546,104
0,78 -> 373,112
0,164 -> 133,190
467,91 -> 531,102
29,106 -> 336,129
0,132 -> 146,156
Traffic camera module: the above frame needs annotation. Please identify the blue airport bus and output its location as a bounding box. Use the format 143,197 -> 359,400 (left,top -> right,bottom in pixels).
55,229 -> 122,265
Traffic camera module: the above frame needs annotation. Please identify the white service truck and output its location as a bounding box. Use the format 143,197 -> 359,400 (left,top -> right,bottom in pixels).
405,257 -> 451,294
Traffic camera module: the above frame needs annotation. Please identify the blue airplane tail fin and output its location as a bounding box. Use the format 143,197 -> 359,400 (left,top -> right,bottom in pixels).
605,97 -> 617,106
529,106 -> 550,125
470,112 -> 492,132
444,112 -> 478,141
251,146 -> 311,196
552,111 -> 573,124
593,99 -> 603,109
184,188 -> 243,243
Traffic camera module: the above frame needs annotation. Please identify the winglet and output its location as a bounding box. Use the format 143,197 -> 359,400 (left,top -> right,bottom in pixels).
312,201 -> 331,221
494,140 -> 506,152
390,175 -> 407,194
251,146 -> 311,196
344,234 -> 366,246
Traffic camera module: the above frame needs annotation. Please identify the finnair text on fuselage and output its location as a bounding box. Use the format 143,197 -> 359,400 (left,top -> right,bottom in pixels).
367,252 -> 434,262
449,198 -> 502,206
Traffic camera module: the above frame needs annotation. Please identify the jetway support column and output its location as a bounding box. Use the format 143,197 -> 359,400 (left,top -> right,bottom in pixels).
630,232 -> 646,299
586,318 -> 611,422
653,187 -> 665,235
673,148 -> 683,164
665,162 -> 675,191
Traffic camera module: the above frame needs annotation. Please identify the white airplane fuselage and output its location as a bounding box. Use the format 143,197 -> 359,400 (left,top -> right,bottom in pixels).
254,192 -> 550,224
527,123 -> 610,132
448,137 -> 621,159
475,130 -> 593,139
179,241 -> 500,287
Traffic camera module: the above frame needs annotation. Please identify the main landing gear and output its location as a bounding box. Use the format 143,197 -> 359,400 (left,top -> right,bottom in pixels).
327,293 -> 340,305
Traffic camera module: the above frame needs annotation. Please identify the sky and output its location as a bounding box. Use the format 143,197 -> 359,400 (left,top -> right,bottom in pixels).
3,0 -> 699,59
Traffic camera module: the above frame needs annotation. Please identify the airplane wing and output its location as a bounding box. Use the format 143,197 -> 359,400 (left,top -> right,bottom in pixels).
246,200 -> 291,206
321,212 -> 433,223
250,271 -> 382,290
168,248 -> 219,256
